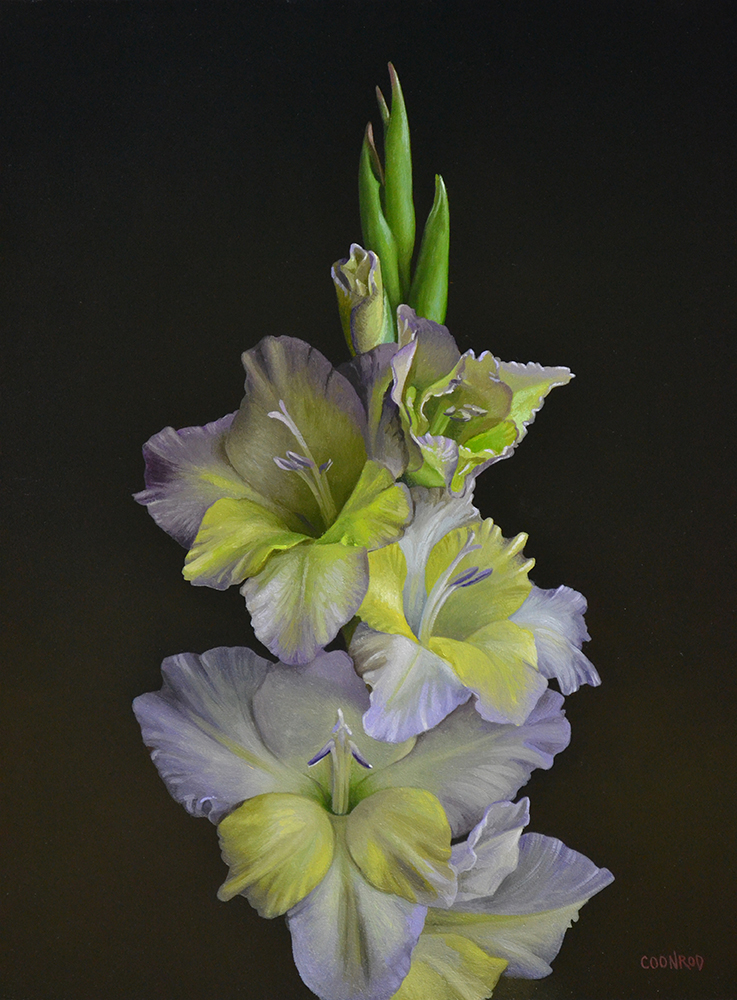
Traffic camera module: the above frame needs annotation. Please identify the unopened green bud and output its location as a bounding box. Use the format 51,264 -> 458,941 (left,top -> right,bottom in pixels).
409,174 -> 449,324
332,244 -> 394,354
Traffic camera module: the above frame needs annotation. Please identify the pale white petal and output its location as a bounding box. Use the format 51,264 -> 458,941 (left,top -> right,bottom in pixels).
450,799 -> 530,905
443,833 -> 614,977
287,831 -> 426,1000
360,690 -> 570,837
352,626 -> 470,743
132,647 -> 310,823
511,585 -> 600,694
252,650 -> 410,776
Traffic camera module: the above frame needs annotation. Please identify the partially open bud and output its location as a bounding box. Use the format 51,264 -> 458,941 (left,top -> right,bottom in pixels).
332,243 -> 395,354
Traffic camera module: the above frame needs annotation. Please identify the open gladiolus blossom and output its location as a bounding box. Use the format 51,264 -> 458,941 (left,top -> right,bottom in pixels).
134,65 -> 612,1000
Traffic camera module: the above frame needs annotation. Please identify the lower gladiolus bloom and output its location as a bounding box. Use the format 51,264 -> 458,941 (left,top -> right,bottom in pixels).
352,488 -> 599,742
392,798 -> 614,999
133,646 -> 570,1000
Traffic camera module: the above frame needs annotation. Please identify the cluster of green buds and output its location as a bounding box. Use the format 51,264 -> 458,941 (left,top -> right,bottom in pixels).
333,64 -> 450,354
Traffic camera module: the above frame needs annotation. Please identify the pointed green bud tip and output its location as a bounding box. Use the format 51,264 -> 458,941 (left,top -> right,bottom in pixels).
381,63 -> 415,301
332,244 -> 394,354
408,173 -> 450,324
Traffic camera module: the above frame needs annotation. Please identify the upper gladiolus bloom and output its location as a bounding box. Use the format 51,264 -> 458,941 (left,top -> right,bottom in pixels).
392,798 -> 614,999
135,336 -> 410,664
351,489 -> 599,742
391,306 -> 573,493
133,646 -> 570,1000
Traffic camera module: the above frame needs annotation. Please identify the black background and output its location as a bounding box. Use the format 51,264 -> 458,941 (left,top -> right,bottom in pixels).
3,3 -> 736,999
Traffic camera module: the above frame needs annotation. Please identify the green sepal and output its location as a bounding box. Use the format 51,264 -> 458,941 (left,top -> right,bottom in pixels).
409,174 -> 450,324
381,63 -> 415,300
359,123 -> 401,315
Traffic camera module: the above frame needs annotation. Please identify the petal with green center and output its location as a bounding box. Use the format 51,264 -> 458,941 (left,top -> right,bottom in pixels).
287,821 -> 427,1000
409,433 -> 459,489
132,647 -> 315,824
182,497 -> 308,590
346,787 -> 456,906
243,542 -> 369,665
226,336 -> 368,528
427,522 -> 533,640
398,488 -> 479,635
359,691 -> 570,838
352,627 -> 470,742
217,792 -> 334,916
431,627 -> 546,726
395,306 -> 461,393
430,352 -> 512,441
358,544 -> 414,639
391,932 -> 508,1000
251,650 -> 415,782
427,833 -> 613,978
321,460 -> 410,550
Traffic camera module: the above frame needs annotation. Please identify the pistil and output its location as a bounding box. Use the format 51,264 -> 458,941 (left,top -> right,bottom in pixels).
269,400 -> 337,526
307,709 -> 372,815
417,529 -> 492,644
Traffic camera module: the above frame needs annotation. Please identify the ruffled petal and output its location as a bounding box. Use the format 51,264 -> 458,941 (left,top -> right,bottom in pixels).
226,336 -> 367,527
217,792 -> 334,916
359,691 -> 570,838
135,413 -> 260,547
391,932 -> 507,1000
287,824 -> 427,1000
243,542 -> 369,664
353,627 -> 470,742
430,833 -> 614,978
346,787 -> 456,906
450,799 -> 530,904
463,360 -> 573,481
183,497 -> 307,590
132,646 -> 312,823
510,585 -> 600,695
496,360 -> 573,448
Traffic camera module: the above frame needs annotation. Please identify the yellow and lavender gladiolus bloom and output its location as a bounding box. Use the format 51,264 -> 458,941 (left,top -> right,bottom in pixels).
135,336 -> 410,664
351,489 -> 599,742
133,647 -> 570,1000
391,306 -> 573,493
392,798 -> 613,999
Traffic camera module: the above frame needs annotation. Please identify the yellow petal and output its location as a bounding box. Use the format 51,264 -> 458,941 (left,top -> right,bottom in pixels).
430,629 -> 545,726
392,932 -> 508,1000
346,787 -> 455,905
217,793 -> 334,917
183,497 -> 307,589
358,543 -> 416,640
425,520 -> 533,640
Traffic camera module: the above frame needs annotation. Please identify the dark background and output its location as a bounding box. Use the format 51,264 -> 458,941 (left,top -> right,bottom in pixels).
3,2 -> 736,998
